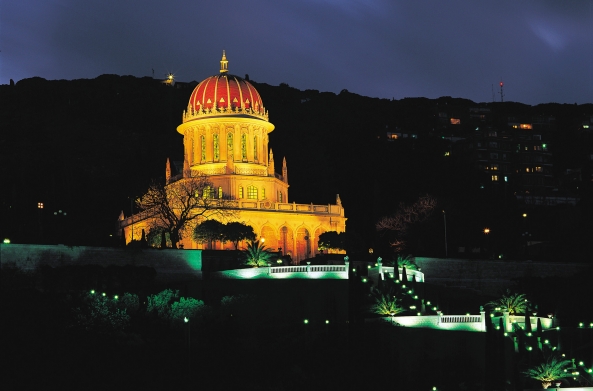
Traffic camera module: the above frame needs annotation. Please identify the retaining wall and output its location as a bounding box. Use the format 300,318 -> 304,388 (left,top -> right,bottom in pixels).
414,257 -> 590,295
0,244 -> 203,282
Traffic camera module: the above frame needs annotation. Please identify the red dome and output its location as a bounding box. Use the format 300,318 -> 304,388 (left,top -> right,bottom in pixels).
188,73 -> 264,116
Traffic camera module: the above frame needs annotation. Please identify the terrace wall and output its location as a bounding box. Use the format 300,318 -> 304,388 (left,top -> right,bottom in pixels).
414,257 -> 590,295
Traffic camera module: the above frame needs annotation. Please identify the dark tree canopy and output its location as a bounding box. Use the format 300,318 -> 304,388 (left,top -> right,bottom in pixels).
318,231 -> 345,251
193,220 -> 225,248
222,222 -> 256,249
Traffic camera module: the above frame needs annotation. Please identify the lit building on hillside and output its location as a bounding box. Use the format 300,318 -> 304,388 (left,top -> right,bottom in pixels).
119,52 -> 346,262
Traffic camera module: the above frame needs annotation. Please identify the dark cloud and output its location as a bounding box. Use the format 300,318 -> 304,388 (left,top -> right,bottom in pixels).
1,0 -> 591,104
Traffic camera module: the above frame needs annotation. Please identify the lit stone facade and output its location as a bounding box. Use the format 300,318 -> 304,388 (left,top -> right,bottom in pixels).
120,52 -> 346,262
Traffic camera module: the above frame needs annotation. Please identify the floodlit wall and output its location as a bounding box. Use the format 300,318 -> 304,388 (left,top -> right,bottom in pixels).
211,264 -> 348,279
373,313 -> 486,332
370,313 -> 557,333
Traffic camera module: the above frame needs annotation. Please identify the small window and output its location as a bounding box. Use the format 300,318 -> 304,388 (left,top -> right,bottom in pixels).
247,185 -> 258,200
278,191 -> 283,203
535,166 -> 543,173
201,135 -> 206,161
203,186 -> 212,199
489,142 -> 498,148
261,188 -> 265,199
227,133 -> 234,160
534,145 -> 542,151
241,134 -> 247,160
218,186 -> 223,198
213,134 -> 220,161
490,153 -> 499,159
533,134 -> 542,141
492,175 -> 498,182
239,187 -> 244,199
490,164 -> 499,171
488,131 -> 497,137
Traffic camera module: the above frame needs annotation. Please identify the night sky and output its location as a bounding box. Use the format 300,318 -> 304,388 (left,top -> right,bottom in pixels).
2,0 -> 592,105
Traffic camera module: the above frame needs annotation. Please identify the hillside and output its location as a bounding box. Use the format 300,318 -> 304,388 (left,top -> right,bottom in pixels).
1,75 -> 592,259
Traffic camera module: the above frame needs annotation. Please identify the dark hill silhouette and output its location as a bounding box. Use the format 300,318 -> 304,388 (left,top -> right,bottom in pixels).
1,75 -> 591,259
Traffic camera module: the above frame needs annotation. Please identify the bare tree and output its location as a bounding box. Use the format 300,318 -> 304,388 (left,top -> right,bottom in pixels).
376,194 -> 437,252
136,174 -> 236,248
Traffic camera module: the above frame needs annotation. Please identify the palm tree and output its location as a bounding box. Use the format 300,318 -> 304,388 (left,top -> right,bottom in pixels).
523,356 -> 573,389
486,291 -> 527,315
372,295 -> 406,316
243,240 -> 274,268
386,254 -> 419,270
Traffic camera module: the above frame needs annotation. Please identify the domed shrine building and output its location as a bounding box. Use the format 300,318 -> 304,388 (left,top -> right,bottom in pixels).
119,52 -> 346,263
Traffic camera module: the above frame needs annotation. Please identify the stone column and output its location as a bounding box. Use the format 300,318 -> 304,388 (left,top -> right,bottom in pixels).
480,306 -> 486,332
377,257 -> 383,278
503,311 -> 510,333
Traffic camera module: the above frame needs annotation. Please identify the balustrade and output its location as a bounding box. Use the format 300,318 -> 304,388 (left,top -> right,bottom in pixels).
440,315 -> 481,323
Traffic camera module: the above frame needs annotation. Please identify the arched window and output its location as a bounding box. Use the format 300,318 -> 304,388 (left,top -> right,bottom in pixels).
253,135 -> 258,160
201,135 -> 206,161
213,134 -> 220,161
218,186 -> 223,199
247,185 -> 258,199
227,132 -> 233,160
238,187 -> 244,199
241,134 -> 247,160
203,186 -> 212,199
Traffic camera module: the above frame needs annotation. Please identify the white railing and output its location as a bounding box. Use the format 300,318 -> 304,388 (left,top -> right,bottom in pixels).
271,265 -> 307,274
440,315 -> 481,323
310,265 -> 346,272
270,264 -> 347,274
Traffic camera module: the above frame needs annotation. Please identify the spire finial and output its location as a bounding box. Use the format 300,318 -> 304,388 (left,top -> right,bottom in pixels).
220,50 -> 228,73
